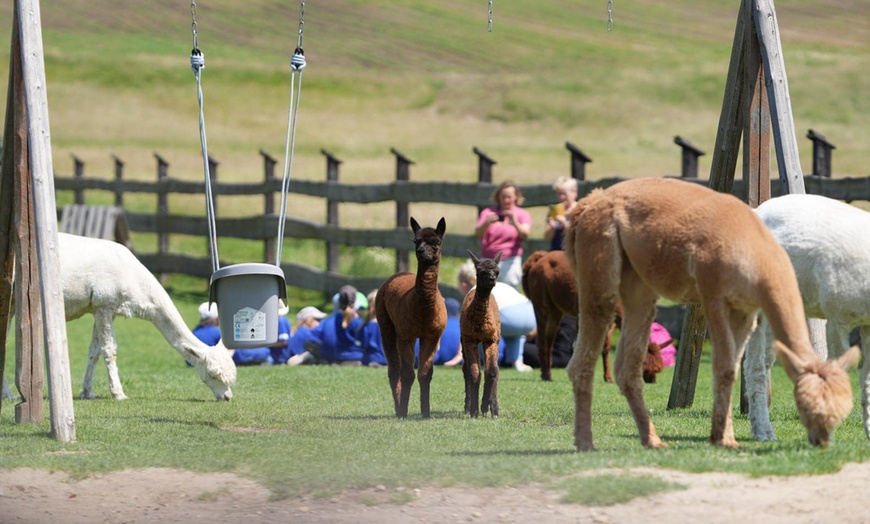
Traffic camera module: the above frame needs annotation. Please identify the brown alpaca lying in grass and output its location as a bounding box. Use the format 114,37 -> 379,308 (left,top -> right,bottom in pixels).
460,251 -> 502,418
522,250 -> 663,384
376,217 -> 448,419
564,178 -> 857,450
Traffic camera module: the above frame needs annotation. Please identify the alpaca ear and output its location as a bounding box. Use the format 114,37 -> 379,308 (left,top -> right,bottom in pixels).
467,250 -> 480,265
835,345 -> 861,371
494,251 -> 502,264
772,341 -> 810,383
436,217 -> 446,238
410,217 -> 421,234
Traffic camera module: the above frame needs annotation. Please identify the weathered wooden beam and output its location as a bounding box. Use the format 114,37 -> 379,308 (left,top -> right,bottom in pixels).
16,0 -> 76,441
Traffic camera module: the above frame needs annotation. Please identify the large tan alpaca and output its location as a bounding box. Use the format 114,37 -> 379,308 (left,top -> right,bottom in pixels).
564,178 -> 857,449
376,217 -> 448,419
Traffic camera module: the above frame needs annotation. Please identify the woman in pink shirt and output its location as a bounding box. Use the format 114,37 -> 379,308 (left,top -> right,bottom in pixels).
475,181 -> 532,289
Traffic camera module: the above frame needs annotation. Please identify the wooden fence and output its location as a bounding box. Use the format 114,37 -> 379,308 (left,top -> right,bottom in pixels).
52,140 -> 869,300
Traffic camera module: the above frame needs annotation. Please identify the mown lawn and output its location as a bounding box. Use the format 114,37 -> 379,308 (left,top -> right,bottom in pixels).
3,277 -> 869,504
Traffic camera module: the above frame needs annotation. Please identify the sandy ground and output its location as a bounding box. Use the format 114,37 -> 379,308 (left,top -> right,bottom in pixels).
2,463 -> 870,524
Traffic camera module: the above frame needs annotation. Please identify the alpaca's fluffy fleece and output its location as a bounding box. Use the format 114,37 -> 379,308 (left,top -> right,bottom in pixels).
22,233 -> 237,401
564,178 -> 855,450
747,194 -> 868,441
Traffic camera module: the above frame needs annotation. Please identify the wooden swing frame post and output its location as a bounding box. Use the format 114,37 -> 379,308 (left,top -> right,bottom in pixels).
668,0 -> 806,410
0,0 -> 76,442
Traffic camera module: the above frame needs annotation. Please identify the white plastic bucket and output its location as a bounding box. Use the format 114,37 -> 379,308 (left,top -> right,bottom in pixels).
209,263 -> 287,349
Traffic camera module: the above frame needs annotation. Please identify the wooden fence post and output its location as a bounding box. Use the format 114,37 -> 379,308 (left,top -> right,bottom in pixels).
155,153 -> 169,284
261,150 -> 277,264
391,148 -> 414,274
674,136 -> 705,178
566,142 -> 592,181
112,154 -> 124,206
71,154 -> 84,204
473,146 -> 496,215
322,149 -> 342,279
806,129 -> 835,178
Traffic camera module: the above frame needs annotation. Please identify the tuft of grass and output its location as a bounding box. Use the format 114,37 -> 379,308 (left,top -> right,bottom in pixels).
557,472 -> 688,506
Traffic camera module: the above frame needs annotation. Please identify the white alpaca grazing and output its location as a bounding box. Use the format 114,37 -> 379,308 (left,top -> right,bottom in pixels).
564,178 -> 857,449
5,233 -> 236,401
747,194 -> 867,441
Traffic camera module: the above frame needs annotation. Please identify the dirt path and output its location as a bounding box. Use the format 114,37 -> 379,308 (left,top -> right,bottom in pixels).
2,463 -> 869,523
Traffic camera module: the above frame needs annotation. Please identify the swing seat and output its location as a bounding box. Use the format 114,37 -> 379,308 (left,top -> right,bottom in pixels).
209,263 -> 287,349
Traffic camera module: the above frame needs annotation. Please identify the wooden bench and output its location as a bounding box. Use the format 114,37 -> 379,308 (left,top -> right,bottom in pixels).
59,205 -> 132,249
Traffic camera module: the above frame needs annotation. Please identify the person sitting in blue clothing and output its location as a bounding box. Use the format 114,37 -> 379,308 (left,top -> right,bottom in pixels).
269,301 -> 294,365
359,289 -> 387,367
307,285 -> 366,365
286,305 -> 329,366
193,302 -> 222,346
189,302 -> 222,367
435,297 -> 462,366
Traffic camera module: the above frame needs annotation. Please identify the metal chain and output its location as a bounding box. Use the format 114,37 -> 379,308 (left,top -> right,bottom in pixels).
191,0 -> 199,50
296,1 -> 305,49
487,0 -> 493,32
607,0 -> 613,31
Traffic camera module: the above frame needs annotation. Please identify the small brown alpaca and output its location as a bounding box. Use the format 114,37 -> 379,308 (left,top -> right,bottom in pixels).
376,217 -> 448,419
564,178 -> 857,450
460,251 -> 502,418
522,250 -> 664,384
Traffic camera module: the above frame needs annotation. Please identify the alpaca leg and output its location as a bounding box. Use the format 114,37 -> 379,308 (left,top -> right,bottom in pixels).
417,337 -> 439,419
569,296 -> 618,450
602,321 -> 615,383
614,283 -> 662,449
98,310 -> 127,400
746,315 -> 777,441
81,318 -> 105,399
462,341 -> 482,417
481,340 -> 500,418
535,310 -> 559,382
706,302 -> 755,448
380,318 -> 404,417
860,327 -> 870,441
397,339 -> 417,419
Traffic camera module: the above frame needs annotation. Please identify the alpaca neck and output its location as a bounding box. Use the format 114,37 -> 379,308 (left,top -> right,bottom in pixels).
139,286 -> 209,359
759,282 -> 815,359
415,261 -> 440,307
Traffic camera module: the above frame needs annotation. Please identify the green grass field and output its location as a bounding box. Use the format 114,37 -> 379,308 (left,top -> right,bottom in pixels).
2,0 -> 870,506
3,276 -> 870,504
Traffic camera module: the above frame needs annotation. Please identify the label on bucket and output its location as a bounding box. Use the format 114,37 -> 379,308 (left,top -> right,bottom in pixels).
233,307 -> 267,342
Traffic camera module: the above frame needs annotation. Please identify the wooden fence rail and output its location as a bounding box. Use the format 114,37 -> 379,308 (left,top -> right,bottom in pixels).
52,147 -> 870,300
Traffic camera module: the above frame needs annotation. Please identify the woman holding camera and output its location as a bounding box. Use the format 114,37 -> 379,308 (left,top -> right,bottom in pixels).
474,180 -> 532,290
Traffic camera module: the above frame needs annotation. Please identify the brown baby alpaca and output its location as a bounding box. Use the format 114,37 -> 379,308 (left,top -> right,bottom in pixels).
460,251 -> 502,418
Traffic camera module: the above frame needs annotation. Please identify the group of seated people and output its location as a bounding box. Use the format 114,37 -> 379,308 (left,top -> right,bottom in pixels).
192,260 -> 678,371
192,284 -> 388,367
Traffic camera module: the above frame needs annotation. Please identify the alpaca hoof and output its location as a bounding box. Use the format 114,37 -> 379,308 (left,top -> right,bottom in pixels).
643,439 -> 668,449
575,442 -> 594,452
79,391 -> 98,400
711,437 -> 740,449
112,393 -> 129,401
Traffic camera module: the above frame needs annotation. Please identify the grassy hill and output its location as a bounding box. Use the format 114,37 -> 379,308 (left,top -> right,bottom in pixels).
1,0 -> 868,235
